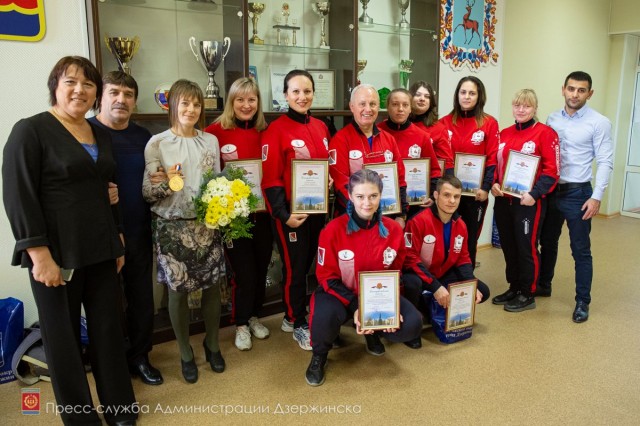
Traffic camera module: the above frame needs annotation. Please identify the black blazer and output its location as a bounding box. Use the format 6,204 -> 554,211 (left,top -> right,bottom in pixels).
2,111 -> 124,268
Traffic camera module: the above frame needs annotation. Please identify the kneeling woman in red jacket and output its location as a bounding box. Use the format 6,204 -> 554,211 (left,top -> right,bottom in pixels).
305,169 -> 422,386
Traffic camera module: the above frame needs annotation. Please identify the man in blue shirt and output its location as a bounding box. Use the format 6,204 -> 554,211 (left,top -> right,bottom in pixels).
539,71 -> 613,323
89,72 -> 166,384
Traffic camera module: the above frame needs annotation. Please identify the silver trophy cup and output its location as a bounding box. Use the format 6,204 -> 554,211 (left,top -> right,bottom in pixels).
188,36 -> 231,110
398,0 -> 410,30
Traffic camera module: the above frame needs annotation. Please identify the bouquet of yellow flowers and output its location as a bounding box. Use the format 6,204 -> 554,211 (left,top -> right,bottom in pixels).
194,166 -> 259,242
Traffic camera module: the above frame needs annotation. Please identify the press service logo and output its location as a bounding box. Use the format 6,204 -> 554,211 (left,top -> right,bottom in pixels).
21,388 -> 40,415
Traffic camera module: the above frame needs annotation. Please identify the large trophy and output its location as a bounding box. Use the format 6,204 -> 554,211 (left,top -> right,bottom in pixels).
104,35 -> 140,75
399,59 -> 414,89
188,36 -> 231,111
248,3 -> 265,45
398,0 -> 410,30
312,2 -> 330,49
359,0 -> 373,25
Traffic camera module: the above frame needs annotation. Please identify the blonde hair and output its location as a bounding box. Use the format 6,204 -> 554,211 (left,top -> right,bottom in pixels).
512,88 -> 538,121
168,79 -> 206,130
215,77 -> 266,131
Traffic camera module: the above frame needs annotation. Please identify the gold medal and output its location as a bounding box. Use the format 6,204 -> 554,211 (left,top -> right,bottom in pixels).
169,175 -> 184,191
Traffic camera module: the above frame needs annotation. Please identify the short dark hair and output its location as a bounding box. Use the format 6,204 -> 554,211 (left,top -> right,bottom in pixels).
283,69 -> 315,94
409,80 -> 438,126
47,56 -> 102,108
167,79 -> 205,130
102,71 -> 139,100
386,88 -> 411,108
564,71 -> 592,90
436,175 -> 462,192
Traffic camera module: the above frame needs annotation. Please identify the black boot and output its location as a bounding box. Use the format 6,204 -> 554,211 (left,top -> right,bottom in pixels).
181,347 -> 198,384
492,289 -> 519,305
203,340 -> 225,373
364,333 -> 385,356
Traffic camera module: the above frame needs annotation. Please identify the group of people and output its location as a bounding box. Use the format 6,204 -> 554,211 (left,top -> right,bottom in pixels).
2,53 -> 612,424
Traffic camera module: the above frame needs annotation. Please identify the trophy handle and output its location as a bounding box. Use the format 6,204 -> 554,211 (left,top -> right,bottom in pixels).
222,37 -> 231,60
188,36 -> 200,63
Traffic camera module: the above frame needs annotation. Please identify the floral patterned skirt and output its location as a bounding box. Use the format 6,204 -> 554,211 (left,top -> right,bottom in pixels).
153,218 -> 225,293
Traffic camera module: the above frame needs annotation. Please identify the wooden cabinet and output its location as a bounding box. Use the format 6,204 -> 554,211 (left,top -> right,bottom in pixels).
87,0 -> 439,121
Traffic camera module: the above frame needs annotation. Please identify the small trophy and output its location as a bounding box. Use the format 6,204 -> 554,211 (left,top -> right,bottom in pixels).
356,59 -> 367,85
104,35 -> 140,75
398,0 -> 410,30
273,3 -> 300,46
399,59 -> 414,90
188,36 -> 231,110
359,0 -> 373,25
249,3 -> 265,45
312,2 -> 330,49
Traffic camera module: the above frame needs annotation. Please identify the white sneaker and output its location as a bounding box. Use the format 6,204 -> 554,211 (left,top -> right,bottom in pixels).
293,326 -> 312,351
248,317 -> 270,339
281,317 -> 294,332
235,325 -> 252,351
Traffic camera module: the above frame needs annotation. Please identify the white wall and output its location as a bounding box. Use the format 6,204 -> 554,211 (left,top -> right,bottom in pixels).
0,1 -> 90,325
437,0 -> 506,247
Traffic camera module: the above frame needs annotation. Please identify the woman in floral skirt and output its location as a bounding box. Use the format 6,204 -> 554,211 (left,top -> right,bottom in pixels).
142,79 -> 225,384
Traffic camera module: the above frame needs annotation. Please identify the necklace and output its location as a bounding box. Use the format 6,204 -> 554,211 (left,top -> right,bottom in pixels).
50,108 -> 95,144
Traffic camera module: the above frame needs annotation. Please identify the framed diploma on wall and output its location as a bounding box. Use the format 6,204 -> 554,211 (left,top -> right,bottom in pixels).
306,69 -> 335,109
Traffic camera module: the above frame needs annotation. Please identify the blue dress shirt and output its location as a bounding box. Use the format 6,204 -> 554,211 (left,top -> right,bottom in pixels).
546,105 -> 613,201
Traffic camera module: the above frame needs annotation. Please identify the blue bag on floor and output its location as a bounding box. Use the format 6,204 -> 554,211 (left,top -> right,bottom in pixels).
0,297 -> 24,383
422,291 -> 473,344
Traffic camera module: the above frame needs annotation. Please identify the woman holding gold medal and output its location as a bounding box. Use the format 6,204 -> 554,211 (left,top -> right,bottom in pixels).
142,79 -> 225,384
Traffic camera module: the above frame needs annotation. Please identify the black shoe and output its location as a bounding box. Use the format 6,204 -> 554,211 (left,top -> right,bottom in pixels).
364,333 -> 385,356
131,359 -> 163,386
181,349 -> 198,384
504,294 -> 536,312
203,341 -> 225,373
107,419 -> 136,426
534,285 -> 552,297
492,289 -> 519,305
305,353 -> 327,386
403,337 -> 422,349
572,301 -> 589,323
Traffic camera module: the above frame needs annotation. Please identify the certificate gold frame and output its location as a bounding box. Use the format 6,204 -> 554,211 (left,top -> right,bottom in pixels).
225,159 -> 266,212
359,271 -> 401,331
306,69 -> 336,110
446,279 -> 477,332
363,162 -> 401,215
454,153 -> 486,196
501,150 -> 540,198
291,159 -> 329,214
404,158 -> 431,206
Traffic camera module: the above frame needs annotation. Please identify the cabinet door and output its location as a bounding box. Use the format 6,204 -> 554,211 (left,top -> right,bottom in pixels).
357,0 -> 439,106
90,0 -> 245,114
245,0 -> 356,114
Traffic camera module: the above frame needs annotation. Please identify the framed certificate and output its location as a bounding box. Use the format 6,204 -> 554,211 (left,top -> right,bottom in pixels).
454,153 -> 486,196
501,150 -> 541,198
226,159 -> 266,212
359,271 -> 401,331
363,162 -> 401,215
445,279 -> 477,332
307,69 -> 335,110
438,159 -> 446,174
404,158 -> 430,206
291,159 -> 329,214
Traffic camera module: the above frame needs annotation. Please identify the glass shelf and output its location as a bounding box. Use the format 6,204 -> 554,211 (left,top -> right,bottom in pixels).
358,22 -> 435,37
249,43 -> 351,55
97,0 -> 238,15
